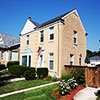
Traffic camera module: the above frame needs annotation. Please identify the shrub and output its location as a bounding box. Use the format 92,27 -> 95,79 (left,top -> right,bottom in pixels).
58,80 -> 70,95
70,68 -> 85,86
61,71 -> 72,82
7,61 -> 19,69
0,64 -> 6,70
44,75 -> 52,81
37,68 -> 48,79
67,77 -> 78,89
8,65 -> 30,77
23,68 -> 36,80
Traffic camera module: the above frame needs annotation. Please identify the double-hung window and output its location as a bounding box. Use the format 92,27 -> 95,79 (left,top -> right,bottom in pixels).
70,54 -> 74,65
40,30 -> 44,43
49,27 -> 54,40
49,53 -> 54,71
26,35 -> 29,45
73,31 -> 77,44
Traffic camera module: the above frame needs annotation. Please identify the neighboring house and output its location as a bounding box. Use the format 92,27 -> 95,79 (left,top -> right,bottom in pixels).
88,56 -> 100,66
20,9 -> 87,77
0,32 -> 20,65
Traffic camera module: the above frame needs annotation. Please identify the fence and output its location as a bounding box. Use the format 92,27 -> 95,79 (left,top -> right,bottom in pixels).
64,65 -> 100,88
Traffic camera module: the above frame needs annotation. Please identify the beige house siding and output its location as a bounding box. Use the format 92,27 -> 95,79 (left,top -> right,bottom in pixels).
0,48 -> 20,65
61,13 -> 86,72
20,10 -> 87,77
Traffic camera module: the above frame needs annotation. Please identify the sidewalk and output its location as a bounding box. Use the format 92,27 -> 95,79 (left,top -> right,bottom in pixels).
0,78 -> 25,84
73,87 -> 98,100
0,81 -> 59,98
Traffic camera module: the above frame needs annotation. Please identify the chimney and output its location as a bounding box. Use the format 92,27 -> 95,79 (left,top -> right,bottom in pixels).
28,17 -> 31,21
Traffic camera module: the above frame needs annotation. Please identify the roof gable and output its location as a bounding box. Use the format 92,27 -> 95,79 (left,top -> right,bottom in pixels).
21,17 -> 40,35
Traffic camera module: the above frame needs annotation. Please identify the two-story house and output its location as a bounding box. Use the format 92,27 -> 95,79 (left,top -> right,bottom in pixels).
20,9 -> 87,77
0,32 -> 20,65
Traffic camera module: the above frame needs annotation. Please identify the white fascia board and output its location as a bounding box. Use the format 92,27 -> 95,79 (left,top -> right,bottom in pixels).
8,43 -> 20,48
20,20 -> 61,36
21,19 -> 36,35
62,9 -> 79,19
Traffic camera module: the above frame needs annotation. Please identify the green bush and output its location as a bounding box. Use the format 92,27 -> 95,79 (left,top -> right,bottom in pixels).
70,68 -> 85,86
61,71 -> 72,82
37,68 -> 48,79
23,68 -> 36,80
8,65 -> 30,77
0,64 -> 6,70
7,61 -> 19,69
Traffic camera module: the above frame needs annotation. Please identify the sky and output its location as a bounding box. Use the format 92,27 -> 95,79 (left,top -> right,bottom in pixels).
0,0 -> 100,51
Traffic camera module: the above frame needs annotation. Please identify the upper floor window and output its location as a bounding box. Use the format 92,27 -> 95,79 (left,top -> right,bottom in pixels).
1,51 -> 4,60
40,30 -> 44,43
73,31 -> 77,44
70,54 -> 74,65
79,55 -> 82,66
26,35 -> 29,45
49,53 -> 54,71
49,27 -> 54,40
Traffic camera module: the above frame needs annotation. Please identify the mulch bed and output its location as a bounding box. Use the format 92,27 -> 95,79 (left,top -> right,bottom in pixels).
50,85 -> 86,100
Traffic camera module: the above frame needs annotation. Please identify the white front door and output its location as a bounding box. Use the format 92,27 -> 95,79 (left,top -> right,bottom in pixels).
38,51 -> 44,67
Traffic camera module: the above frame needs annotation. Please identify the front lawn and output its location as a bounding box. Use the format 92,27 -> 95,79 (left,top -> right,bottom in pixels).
0,70 -> 17,81
0,80 -> 52,94
0,84 -> 58,100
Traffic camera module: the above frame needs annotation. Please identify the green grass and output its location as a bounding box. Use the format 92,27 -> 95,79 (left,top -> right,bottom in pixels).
0,84 -> 58,100
0,80 -> 52,94
0,70 -> 18,81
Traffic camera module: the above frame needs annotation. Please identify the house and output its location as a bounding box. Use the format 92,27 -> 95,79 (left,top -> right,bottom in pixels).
0,32 -> 20,65
88,56 -> 100,66
20,9 -> 87,77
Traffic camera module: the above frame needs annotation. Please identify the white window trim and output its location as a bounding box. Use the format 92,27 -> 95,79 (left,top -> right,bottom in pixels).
73,31 -> 77,44
21,53 -> 32,67
70,54 -> 74,65
49,27 -> 54,42
26,35 -> 29,46
40,30 -> 44,43
49,53 -> 54,72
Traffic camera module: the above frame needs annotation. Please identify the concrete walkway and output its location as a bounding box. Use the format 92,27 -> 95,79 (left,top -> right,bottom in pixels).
74,87 -> 98,100
0,78 -> 25,84
0,81 -> 59,98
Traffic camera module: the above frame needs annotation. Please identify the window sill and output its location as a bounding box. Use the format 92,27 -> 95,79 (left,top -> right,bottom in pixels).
74,43 -> 78,46
48,40 -> 54,43
39,42 -> 44,45
49,69 -> 53,72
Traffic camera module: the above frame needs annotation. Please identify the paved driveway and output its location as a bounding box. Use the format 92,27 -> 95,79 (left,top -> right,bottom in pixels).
74,87 -> 98,100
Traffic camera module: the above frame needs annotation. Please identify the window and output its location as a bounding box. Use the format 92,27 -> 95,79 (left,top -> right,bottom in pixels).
11,51 -> 18,61
49,27 -> 54,40
73,31 -> 77,44
49,53 -> 54,71
40,31 -> 44,42
79,55 -> 82,66
70,54 -> 74,65
26,35 -> 29,45
1,51 -> 4,60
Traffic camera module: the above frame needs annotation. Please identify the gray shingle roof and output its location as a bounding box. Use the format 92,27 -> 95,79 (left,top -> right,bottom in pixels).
90,56 -> 100,60
0,32 -> 20,48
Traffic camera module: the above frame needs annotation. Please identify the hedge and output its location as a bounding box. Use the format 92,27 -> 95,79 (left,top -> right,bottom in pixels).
7,61 -> 19,68
0,64 -> 6,70
8,65 -> 31,77
37,68 -> 48,79
23,68 -> 36,80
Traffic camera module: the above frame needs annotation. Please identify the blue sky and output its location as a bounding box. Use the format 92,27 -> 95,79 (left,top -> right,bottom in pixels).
0,0 -> 100,51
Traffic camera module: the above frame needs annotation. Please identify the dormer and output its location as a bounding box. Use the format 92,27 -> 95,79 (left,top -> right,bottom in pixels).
20,17 -> 40,35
